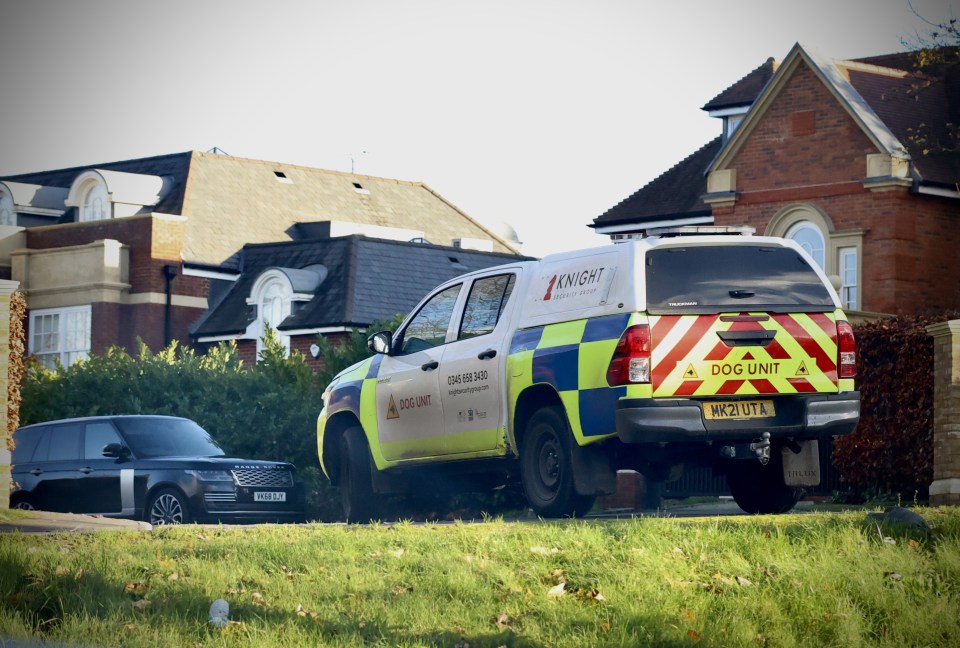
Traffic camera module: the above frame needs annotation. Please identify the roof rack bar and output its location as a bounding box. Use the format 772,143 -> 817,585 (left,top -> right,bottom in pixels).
646,225 -> 756,238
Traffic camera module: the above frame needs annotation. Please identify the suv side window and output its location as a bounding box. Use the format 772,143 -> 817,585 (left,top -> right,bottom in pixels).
11,427 -> 45,464
398,284 -> 462,354
459,274 -> 516,340
40,424 -> 82,462
84,422 -> 123,459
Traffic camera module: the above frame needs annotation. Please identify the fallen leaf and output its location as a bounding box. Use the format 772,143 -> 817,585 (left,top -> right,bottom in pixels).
531,546 -> 560,555
392,584 -> 411,596
908,539 -> 920,551
123,624 -> 136,632
55,566 -> 70,576
552,568 -> 565,578
251,592 -> 265,606
688,629 -> 701,642
547,583 -> 566,597
131,599 -> 151,611
685,610 -> 696,622
736,576 -> 753,587
495,612 -> 510,628
885,572 -> 903,582
883,536 -> 896,545
673,547 -> 685,558
601,618 -> 613,632
168,573 -> 179,581
390,548 -> 405,558
464,554 -> 474,563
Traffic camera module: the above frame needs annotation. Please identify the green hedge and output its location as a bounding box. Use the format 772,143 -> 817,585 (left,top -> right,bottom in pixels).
832,314 -> 954,500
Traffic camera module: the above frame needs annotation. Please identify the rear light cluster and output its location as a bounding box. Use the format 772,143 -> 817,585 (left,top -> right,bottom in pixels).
607,325 -> 651,386
837,320 -> 857,379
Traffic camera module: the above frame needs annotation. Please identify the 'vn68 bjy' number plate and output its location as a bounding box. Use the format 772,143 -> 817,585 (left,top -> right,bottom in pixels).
704,400 -> 775,420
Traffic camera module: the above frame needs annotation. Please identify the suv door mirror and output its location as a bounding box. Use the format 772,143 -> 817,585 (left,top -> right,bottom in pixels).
102,443 -> 131,459
367,331 -> 393,355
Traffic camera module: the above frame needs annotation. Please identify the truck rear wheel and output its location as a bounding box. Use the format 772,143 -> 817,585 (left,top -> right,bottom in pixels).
339,427 -> 381,523
521,407 -> 595,518
726,452 -> 803,514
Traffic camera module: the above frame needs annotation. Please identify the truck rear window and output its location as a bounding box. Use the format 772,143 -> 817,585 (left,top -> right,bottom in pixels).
645,245 -> 835,314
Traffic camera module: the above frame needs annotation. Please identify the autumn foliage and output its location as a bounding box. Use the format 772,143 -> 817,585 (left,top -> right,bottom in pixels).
832,314 -> 953,499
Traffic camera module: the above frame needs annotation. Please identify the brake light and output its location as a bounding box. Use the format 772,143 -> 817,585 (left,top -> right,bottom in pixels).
837,320 -> 857,379
607,324 -> 651,386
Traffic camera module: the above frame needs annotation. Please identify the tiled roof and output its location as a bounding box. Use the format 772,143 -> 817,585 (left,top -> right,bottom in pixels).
597,46 -> 960,230
1,151 -> 518,266
192,236 -> 529,337
843,52 -> 960,187
702,58 -> 776,111
3,152 -> 192,215
591,137 -> 721,228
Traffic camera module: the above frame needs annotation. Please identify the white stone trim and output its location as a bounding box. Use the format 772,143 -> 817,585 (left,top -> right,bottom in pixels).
929,478 -> 960,497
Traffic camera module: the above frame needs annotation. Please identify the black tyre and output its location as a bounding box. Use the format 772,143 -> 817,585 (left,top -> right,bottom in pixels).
520,407 -> 596,518
10,494 -> 37,511
339,427 -> 381,523
146,488 -> 191,525
726,451 -> 803,514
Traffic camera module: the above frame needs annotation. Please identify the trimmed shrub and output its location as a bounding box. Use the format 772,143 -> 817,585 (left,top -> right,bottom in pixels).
832,314 -> 954,500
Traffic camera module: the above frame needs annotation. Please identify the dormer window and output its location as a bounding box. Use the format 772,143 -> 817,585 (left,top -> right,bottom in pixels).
80,181 -> 110,221
725,115 -> 744,139
249,271 -> 294,357
0,187 -> 14,226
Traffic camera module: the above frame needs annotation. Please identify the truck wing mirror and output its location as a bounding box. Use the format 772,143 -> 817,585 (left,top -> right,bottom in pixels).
367,331 -> 394,355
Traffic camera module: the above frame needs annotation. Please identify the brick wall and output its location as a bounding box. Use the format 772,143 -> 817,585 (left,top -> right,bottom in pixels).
716,62 -> 960,315
927,321 -> 960,505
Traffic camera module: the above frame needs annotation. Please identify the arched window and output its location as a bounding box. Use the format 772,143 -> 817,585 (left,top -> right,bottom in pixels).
80,181 -> 110,222
248,270 -> 294,358
786,221 -> 825,270
0,188 -> 14,226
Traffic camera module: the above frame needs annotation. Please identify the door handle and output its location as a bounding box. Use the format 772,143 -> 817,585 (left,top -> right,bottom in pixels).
79,467 -> 94,474
478,349 -> 497,360
30,469 -> 43,476
421,360 -> 439,371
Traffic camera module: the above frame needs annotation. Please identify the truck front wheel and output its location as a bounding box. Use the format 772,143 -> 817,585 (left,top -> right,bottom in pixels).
339,427 -> 381,523
521,407 -> 595,518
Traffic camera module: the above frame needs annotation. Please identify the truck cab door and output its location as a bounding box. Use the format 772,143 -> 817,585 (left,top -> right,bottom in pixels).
437,272 -> 517,455
376,283 -> 463,462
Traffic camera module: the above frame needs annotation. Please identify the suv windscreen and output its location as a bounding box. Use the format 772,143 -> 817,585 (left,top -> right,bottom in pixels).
113,418 -> 226,458
645,244 -> 835,314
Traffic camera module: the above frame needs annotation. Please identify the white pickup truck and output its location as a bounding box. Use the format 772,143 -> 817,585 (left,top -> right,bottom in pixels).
317,228 -> 860,520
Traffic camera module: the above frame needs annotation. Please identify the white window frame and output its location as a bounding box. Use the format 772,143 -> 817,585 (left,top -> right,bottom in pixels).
838,246 -> 858,310
247,270 -> 294,358
29,305 -> 92,370
79,181 -> 110,222
0,187 -> 15,226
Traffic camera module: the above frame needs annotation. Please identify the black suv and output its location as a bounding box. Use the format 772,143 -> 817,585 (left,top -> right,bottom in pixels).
9,415 -> 306,525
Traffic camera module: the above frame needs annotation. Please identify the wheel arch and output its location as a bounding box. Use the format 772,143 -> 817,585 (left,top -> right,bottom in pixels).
512,384 -> 564,456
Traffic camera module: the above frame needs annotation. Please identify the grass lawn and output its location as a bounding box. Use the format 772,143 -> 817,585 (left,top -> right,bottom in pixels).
1,508 -> 958,647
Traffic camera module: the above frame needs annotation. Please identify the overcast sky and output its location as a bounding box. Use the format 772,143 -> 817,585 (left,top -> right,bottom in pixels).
1,0 -> 956,257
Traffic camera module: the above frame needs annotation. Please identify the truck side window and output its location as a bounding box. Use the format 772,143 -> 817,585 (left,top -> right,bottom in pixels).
399,284 -> 462,354
459,274 -> 516,340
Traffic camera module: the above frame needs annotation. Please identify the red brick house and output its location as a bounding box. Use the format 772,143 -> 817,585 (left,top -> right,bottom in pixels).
0,151 -> 521,368
592,44 -> 960,317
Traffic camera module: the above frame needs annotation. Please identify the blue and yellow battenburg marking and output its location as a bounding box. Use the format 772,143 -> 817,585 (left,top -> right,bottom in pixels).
507,313 -> 639,444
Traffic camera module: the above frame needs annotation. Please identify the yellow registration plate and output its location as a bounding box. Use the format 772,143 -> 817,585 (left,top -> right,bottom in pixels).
704,400 -> 776,420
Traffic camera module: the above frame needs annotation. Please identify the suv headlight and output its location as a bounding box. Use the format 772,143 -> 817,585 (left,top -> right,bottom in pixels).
187,470 -> 234,482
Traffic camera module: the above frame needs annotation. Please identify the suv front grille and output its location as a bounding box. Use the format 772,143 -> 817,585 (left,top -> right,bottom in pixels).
232,469 -> 293,488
